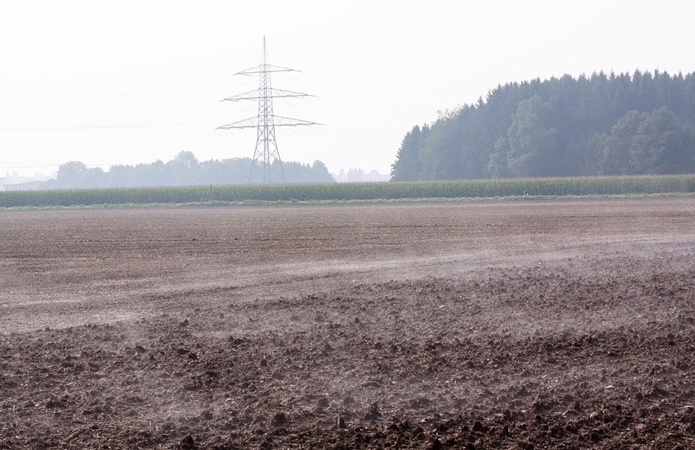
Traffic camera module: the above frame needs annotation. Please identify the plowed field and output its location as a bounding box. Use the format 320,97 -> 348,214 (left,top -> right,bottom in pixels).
2,198 -> 695,449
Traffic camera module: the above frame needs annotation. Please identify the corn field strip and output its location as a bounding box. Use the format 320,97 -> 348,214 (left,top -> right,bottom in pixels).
1,175 -> 695,209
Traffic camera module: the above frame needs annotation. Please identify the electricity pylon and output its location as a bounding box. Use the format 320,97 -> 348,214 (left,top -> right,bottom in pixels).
218,36 -> 318,184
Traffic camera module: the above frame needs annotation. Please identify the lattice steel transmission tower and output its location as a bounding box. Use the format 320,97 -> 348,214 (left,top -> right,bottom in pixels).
218,37 -> 318,184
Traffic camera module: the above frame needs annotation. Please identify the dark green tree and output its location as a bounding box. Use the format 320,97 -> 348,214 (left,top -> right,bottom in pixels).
428,115 -> 465,179
390,125 -> 426,181
506,96 -> 559,177
601,110 -> 648,175
630,107 -> 692,174
487,137 -> 512,178
578,133 -> 606,176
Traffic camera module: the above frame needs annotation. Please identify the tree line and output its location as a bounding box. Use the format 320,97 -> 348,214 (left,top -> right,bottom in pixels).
391,70 -> 695,180
41,151 -> 335,189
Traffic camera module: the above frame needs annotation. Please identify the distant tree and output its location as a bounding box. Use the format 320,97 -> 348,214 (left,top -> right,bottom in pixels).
391,125 -> 426,181
309,160 -> 334,182
601,110 -> 648,175
168,150 -> 200,185
630,107 -> 692,174
56,161 -> 88,188
282,160 -> 335,183
78,167 -> 105,188
346,168 -> 364,182
174,150 -> 198,169
506,96 -> 559,177
577,133 -> 606,176
428,115 -> 465,179
107,164 -> 134,187
147,160 -> 168,186
487,137 -> 512,178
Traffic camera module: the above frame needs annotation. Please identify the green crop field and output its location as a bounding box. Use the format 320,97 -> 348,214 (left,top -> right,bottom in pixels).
1,175 -> 695,209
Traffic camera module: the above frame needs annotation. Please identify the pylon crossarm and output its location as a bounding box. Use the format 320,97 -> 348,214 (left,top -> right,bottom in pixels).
222,88 -> 313,103
273,116 -> 320,127
221,89 -> 259,102
267,88 -> 312,99
236,64 -> 297,76
217,116 -> 258,129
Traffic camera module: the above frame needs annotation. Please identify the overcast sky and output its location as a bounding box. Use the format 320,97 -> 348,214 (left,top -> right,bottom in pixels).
1,1 -> 694,178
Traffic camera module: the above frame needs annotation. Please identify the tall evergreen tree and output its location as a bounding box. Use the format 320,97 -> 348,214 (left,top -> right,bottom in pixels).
390,125 -> 426,181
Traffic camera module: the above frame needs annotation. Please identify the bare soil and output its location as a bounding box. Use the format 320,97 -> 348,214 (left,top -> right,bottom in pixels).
1,198 -> 695,449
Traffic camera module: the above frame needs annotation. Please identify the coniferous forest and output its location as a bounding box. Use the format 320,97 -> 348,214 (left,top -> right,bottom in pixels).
391,71 -> 695,181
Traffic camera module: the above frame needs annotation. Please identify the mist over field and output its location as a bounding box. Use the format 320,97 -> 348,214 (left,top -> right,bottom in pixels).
2,2 -> 695,448
2,199 -> 695,447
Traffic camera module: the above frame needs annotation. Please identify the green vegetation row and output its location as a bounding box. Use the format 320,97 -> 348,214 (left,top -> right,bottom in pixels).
2,175 -> 695,208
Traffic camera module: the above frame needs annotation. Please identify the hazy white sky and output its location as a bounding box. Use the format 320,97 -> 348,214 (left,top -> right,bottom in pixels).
1,1 -> 694,178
